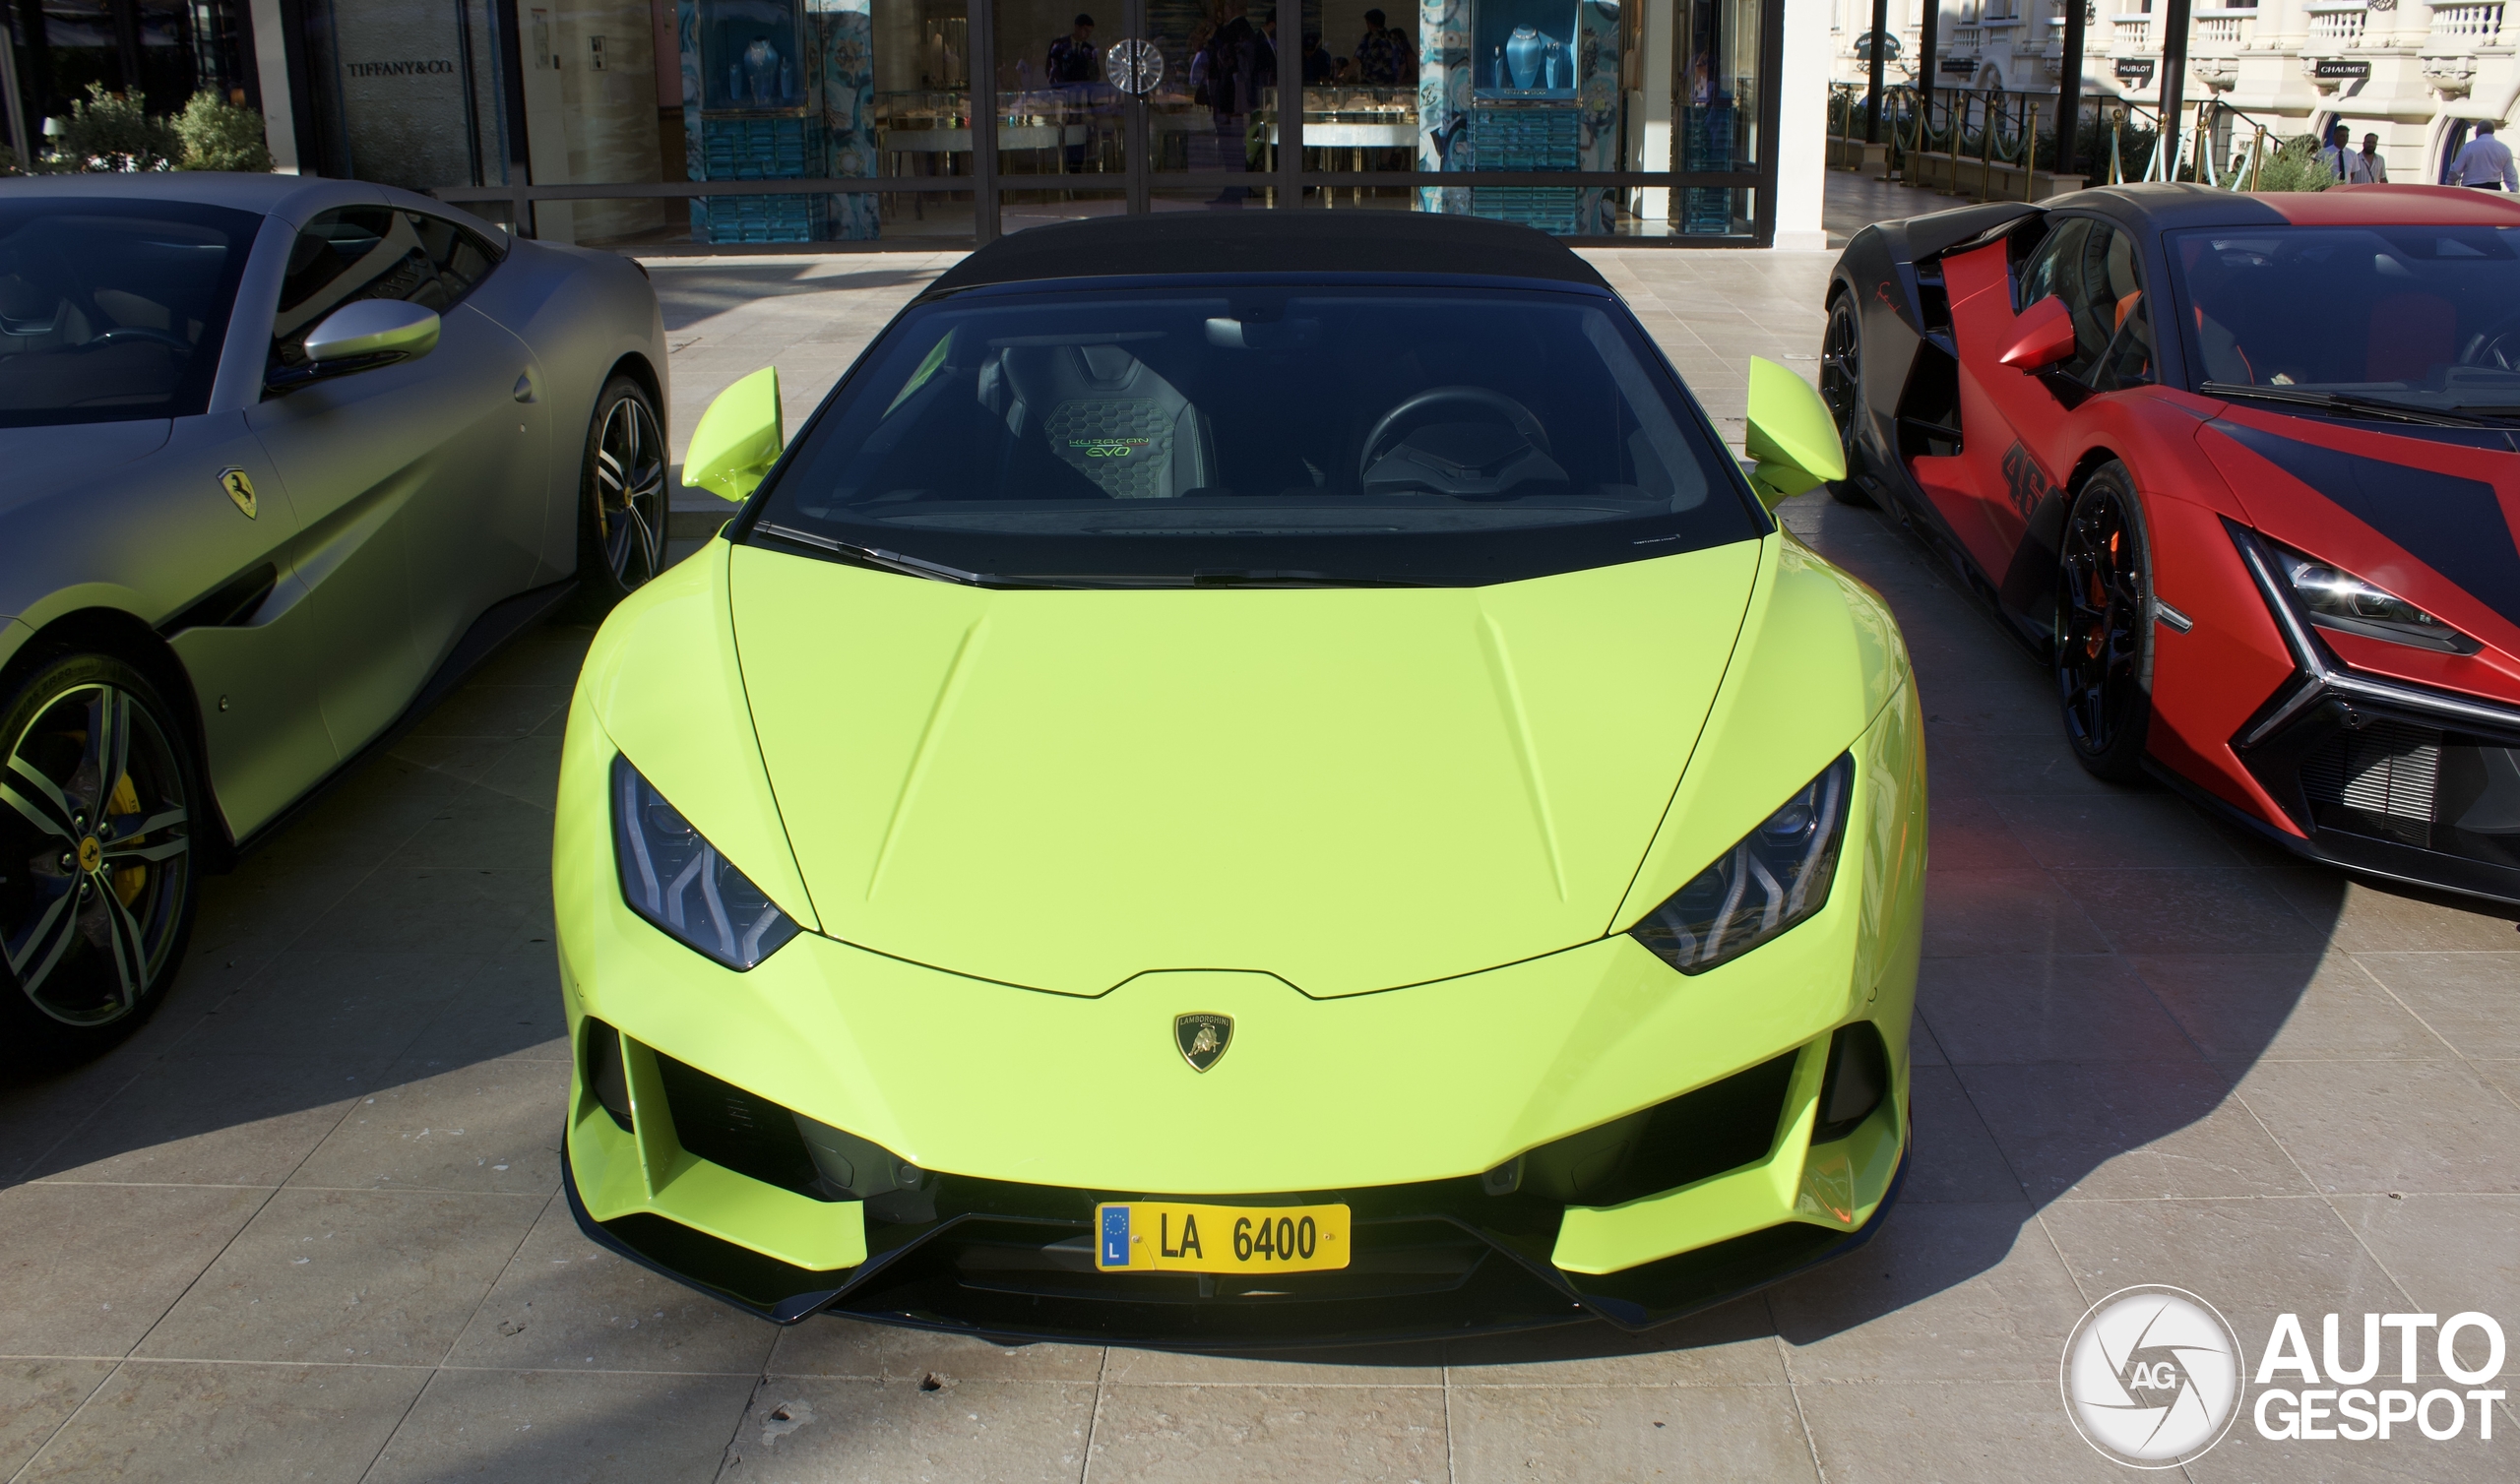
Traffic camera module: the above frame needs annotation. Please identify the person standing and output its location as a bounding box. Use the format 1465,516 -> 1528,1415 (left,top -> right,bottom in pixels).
2449,120 -> 2518,190
1354,10 -> 1418,88
1046,15 -> 1100,172
2358,132 -> 2389,183
2317,122 -> 2374,184
1047,15 -> 1100,84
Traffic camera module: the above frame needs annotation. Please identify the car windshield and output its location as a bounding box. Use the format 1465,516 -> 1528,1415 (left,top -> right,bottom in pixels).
0,198 -> 258,427
2170,223 -> 2520,417
748,282 -> 1760,586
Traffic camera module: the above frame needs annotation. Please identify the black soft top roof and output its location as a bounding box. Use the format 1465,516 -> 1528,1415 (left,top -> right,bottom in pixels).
922,211 -> 1611,296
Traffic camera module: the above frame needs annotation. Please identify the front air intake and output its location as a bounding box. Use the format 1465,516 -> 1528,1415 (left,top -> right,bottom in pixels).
2300,718 -> 2441,847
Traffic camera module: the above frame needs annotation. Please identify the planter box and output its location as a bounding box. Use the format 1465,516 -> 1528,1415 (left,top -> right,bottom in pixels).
1902,150 -> 2086,202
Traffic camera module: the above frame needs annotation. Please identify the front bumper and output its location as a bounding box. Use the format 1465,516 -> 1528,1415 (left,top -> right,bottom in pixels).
563,1127 -> 1909,1343
2223,527 -> 2520,905
553,665 -> 1926,1342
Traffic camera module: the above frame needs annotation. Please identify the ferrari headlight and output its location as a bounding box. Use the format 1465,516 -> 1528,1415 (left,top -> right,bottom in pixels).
611,756 -> 800,970
2273,542 -> 2477,653
1628,755 -> 1853,974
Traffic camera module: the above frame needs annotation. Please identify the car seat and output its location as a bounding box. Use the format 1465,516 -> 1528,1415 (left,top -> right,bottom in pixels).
976,341 -> 1215,499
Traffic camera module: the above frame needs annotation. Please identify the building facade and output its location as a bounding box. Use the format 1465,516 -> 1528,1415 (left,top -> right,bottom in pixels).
1830,0 -> 2518,184
9,0 -> 1835,248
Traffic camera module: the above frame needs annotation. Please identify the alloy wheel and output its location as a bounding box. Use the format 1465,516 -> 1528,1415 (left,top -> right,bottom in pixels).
1819,296 -> 1862,458
2055,485 -> 2145,757
593,393 -> 668,590
1,682 -> 191,1026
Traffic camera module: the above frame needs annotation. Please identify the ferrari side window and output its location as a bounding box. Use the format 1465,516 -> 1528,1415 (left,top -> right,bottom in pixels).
269,209 -> 490,375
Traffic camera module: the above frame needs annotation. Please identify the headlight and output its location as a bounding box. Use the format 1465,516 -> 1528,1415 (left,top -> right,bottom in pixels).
2273,542 -> 2477,654
1628,755 -> 1853,974
611,755 -> 800,969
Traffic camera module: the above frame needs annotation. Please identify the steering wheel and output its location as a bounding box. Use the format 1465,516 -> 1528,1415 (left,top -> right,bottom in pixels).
1356,386 -> 1551,486
82,326 -> 194,351
2458,311 -> 2520,373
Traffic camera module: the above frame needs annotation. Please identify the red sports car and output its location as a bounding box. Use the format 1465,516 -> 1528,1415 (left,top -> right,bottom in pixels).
1826,183 -> 2520,904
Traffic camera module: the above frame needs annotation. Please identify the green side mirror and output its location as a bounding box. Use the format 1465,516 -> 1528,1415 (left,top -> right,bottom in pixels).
684,366 -> 784,503
1742,356 -> 1848,513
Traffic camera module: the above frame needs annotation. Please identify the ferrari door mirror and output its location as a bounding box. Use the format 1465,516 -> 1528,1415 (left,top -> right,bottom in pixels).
684,365 -> 784,503
271,300 -> 442,390
1742,356 -> 1847,513
1999,295 -> 2078,373
304,299 -> 441,367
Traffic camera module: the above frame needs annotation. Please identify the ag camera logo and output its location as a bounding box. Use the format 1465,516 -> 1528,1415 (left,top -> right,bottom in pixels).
2061,1285 -> 2246,1467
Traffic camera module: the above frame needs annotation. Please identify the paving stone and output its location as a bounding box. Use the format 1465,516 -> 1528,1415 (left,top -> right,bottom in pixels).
2037,1198 -> 2412,1360
2052,868 -> 2322,957
29,1050 -> 388,1187
712,1376 -> 1093,1483
2136,952 -> 2453,1063
1919,954 -> 2201,1066
1955,1061 -> 2309,1203
1920,795 -> 2038,872
1900,1065 -> 2026,1205
171,949 -> 488,1062
1449,1382 -> 1816,1483
1084,1383 -> 1445,1483
1795,1380 -> 2128,1482
2327,1193 -> 2520,1360
1768,1203 -> 2091,1384
2231,1059 -> 2520,1195
1099,1346 -> 1441,1387
0,1359 -> 116,1476
447,1198 -> 780,1376
2268,869 -> 2520,954
2349,952 -> 2520,1059
1439,1296 -> 1784,1386
289,1057 -> 568,1196
363,1366 -> 758,1484
1921,871 -> 2112,958
14,1359 -> 425,1484
767,1315 -> 1102,1384
1990,791 -> 2247,870
0,1183 -> 266,1357
136,1187 -> 542,1365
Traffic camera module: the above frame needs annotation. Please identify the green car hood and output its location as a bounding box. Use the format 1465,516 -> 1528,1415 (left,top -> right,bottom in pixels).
724,539 -> 1762,999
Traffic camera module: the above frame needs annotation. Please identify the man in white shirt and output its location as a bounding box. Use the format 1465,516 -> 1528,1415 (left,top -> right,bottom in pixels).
2317,123 -> 2376,184
2359,133 -> 2389,183
2448,121 -> 2518,190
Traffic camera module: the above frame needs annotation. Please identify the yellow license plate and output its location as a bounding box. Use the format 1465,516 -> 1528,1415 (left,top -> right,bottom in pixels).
1094,1202 -> 1351,1273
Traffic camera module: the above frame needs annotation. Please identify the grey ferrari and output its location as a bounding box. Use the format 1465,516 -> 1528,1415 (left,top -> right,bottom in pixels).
0,173 -> 669,1065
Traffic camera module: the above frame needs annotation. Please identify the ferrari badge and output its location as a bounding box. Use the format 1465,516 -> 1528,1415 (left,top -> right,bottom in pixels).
219,467 -> 258,520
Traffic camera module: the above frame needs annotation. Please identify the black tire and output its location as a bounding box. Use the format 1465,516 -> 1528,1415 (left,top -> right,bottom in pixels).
1818,292 -> 1876,509
2054,464 -> 2155,782
575,374 -> 669,614
0,653 -> 200,1068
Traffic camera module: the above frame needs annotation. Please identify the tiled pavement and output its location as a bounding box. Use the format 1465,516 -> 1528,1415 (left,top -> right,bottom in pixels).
4,188 -> 2516,1481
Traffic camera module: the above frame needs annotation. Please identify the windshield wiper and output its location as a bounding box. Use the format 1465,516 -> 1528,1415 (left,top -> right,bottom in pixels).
1040,569 -> 1438,588
758,527 -> 1439,588
756,523 -> 1043,587
2200,382 -> 2498,429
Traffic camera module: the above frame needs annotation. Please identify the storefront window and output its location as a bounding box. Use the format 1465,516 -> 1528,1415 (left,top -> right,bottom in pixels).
255,0 -> 1778,246
6,0 -> 252,133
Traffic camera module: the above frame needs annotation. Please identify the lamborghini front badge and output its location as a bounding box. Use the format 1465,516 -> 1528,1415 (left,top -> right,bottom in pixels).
1174,1013 -> 1232,1073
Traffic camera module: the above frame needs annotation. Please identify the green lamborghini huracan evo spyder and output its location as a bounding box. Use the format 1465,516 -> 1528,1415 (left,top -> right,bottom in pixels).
556,214 -> 1924,1343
